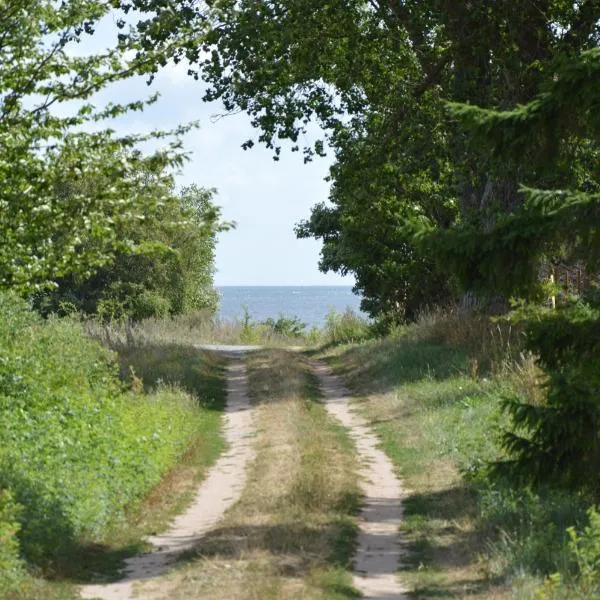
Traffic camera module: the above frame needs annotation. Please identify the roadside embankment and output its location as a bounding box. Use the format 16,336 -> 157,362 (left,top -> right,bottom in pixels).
0,293 -> 228,600
322,322 -> 595,600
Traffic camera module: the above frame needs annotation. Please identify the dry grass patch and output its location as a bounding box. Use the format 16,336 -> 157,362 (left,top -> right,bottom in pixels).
84,311 -> 313,347
138,349 -> 361,600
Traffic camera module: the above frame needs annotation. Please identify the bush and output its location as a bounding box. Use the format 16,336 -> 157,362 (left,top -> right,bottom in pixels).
32,184 -> 227,323
568,506 -> 600,595
531,506 -> 600,600
131,290 -> 172,321
324,308 -> 371,344
261,314 -> 306,337
0,490 -> 24,592
0,292 -> 207,575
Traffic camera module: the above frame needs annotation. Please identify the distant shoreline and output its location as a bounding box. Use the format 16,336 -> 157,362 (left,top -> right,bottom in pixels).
216,284 -> 354,288
217,286 -> 363,328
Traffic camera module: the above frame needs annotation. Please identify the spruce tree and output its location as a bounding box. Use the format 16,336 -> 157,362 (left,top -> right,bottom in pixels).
437,49 -> 600,495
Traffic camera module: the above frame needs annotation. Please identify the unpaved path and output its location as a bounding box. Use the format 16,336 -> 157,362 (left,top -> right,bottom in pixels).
311,359 -> 408,600
80,359 -> 255,600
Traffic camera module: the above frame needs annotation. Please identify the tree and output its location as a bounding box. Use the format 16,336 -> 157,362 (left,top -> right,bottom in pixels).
128,0 -> 600,322
36,179 -> 230,321
176,184 -> 227,313
295,94 -> 458,321
0,0 -> 191,295
437,49 -> 600,494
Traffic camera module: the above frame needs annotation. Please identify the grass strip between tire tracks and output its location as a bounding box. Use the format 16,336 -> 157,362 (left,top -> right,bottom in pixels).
135,348 -> 362,600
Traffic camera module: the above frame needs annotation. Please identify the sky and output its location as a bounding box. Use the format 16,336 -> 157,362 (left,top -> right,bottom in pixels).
85,20 -> 354,287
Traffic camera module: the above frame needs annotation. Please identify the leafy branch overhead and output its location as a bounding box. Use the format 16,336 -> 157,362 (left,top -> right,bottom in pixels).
128,0 -> 599,321
0,0 -> 197,293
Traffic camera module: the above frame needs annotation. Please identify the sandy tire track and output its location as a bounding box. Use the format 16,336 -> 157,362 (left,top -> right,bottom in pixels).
80,359 -> 255,600
311,359 -> 408,600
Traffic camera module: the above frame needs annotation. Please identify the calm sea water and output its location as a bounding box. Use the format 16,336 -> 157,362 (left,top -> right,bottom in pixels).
216,286 -> 365,328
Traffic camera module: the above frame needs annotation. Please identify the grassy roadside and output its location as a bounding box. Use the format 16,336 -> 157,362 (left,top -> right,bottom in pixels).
137,348 -> 361,600
322,334 -> 589,600
8,344 -> 228,600
80,345 -> 229,574
325,338 -> 509,599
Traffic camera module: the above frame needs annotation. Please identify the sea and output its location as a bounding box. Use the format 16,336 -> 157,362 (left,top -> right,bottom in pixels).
216,286 -> 365,329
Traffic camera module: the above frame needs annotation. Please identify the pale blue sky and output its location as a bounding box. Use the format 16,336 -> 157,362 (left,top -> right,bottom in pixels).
83,22 -> 354,287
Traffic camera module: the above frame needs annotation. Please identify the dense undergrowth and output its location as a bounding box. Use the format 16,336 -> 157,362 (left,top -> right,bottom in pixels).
325,311 -> 600,599
0,293 -> 224,596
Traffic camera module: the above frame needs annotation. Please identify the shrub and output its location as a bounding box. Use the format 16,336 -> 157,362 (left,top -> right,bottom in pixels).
324,308 -> 371,344
0,490 -> 23,592
568,506 -> 600,594
531,506 -> 600,600
261,314 -> 306,337
131,290 -> 172,321
0,292 -> 207,574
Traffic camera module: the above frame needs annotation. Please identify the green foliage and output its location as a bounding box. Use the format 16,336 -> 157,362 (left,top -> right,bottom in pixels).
131,0 -> 599,322
237,308 -> 309,343
296,192 -> 457,323
239,305 -> 255,343
0,490 -> 24,592
432,49 -> 600,496
323,309 -> 371,345
261,315 -> 307,337
131,290 -> 172,321
421,186 -> 600,301
125,2 -> 599,327
294,93 -> 459,323
36,183 -> 229,321
493,299 -> 600,494
330,329 -> 598,595
532,506 -> 600,600
447,48 -> 600,167
0,293 -> 210,578
568,507 -> 600,595
0,1 -> 193,294
429,50 -> 600,298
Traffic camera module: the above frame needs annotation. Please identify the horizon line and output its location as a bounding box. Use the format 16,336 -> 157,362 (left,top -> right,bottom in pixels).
215,284 -> 355,287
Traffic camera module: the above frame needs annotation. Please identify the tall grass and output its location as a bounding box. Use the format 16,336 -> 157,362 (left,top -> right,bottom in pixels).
84,310 -> 312,347
84,307 -> 373,349
406,307 -> 524,373
323,308 -> 371,345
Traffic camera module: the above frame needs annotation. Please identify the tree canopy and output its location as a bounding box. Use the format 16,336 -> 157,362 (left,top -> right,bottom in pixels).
130,0 -> 599,320
16,0 -> 594,323
0,0 -> 193,295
